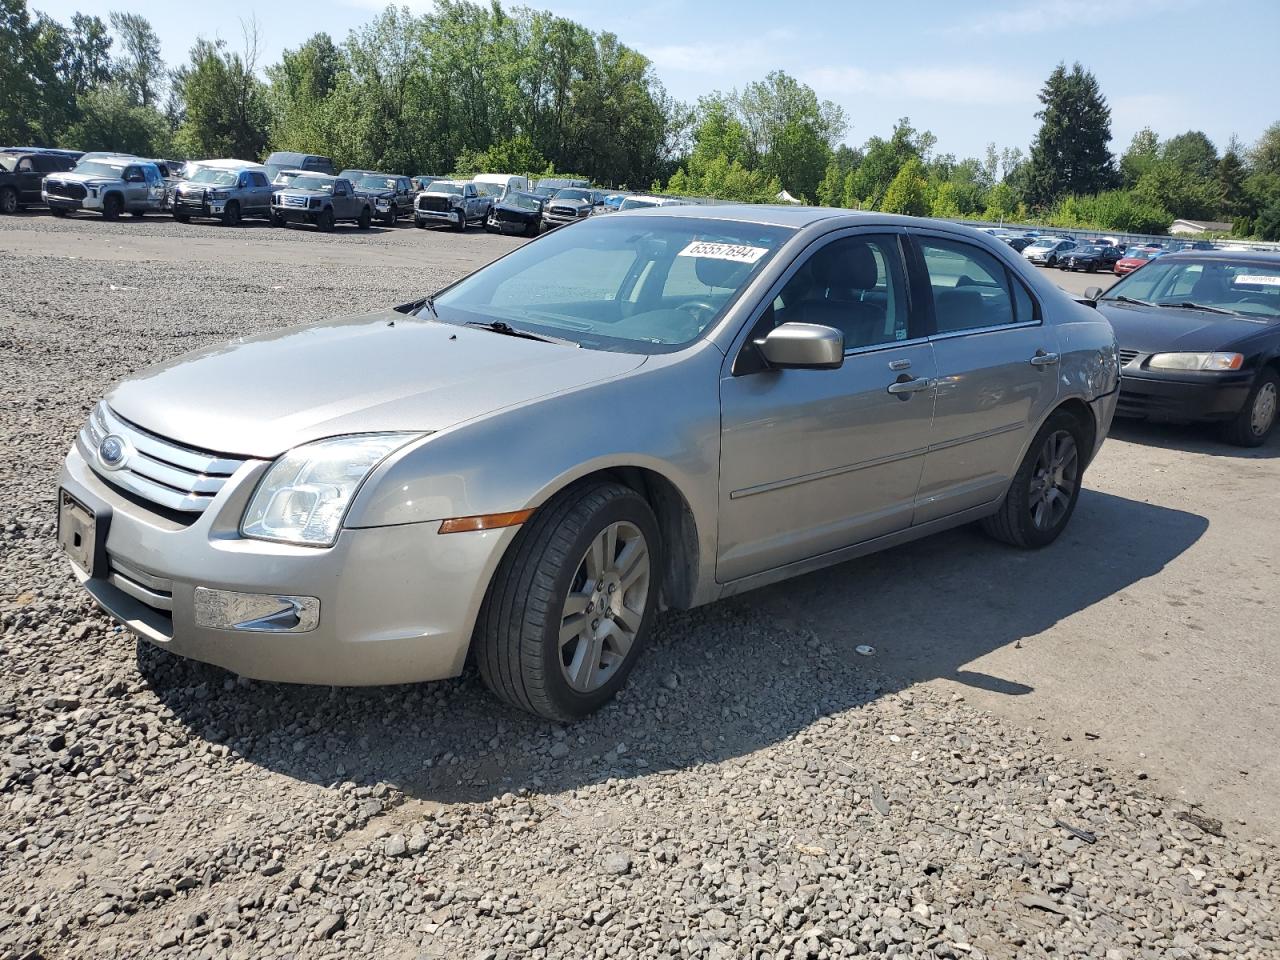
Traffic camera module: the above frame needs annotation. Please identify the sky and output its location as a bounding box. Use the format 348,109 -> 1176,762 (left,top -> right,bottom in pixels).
30,0 -> 1280,159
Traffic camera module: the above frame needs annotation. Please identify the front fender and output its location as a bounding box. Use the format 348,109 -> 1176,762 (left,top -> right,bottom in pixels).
343,344 -> 724,586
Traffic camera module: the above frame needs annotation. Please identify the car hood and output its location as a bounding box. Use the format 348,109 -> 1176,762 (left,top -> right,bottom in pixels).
549,198 -> 590,209
1096,301 -> 1269,353
48,171 -> 123,185
106,309 -> 646,458
357,188 -> 395,199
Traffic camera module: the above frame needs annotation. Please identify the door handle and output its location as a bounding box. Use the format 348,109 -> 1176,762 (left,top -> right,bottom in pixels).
886,377 -> 936,395
1030,352 -> 1060,367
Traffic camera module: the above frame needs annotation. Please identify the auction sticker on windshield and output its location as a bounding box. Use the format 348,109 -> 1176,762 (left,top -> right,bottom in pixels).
678,241 -> 769,264
1233,274 -> 1280,286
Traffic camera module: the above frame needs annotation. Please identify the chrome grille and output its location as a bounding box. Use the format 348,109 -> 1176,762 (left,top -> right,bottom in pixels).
79,401 -> 246,514
1118,349 -> 1140,367
548,205 -> 577,218
46,180 -> 86,200
283,195 -> 308,208
417,195 -> 450,212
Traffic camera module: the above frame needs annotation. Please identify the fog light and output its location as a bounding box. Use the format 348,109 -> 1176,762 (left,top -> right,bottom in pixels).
194,587 -> 320,633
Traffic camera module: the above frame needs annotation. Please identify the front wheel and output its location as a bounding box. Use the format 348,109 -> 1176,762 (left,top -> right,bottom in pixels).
271,212 -> 285,227
317,208 -> 335,232
0,188 -> 19,214
221,201 -> 241,226
174,213 -> 190,223
101,194 -> 122,220
475,481 -> 661,721
357,207 -> 371,229
1222,369 -> 1279,447
981,412 -> 1086,549
50,207 -> 67,218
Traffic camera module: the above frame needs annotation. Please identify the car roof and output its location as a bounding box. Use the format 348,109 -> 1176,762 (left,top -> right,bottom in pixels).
1159,249 -> 1280,265
191,158 -> 264,170
617,203 -> 1026,231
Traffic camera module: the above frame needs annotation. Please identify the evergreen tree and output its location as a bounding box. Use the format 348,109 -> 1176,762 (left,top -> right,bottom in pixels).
1023,62 -> 1115,207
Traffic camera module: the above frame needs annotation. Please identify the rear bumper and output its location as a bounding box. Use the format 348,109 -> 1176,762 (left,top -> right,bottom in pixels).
1116,373 -> 1252,423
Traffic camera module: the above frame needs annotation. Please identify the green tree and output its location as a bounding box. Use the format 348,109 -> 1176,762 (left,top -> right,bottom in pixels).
881,157 -> 928,216
109,11 -> 164,107
1248,122 -> 1280,177
266,32 -> 342,155
453,134 -> 547,176
173,35 -> 270,160
816,160 -> 844,207
1255,197 -> 1280,241
1217,139 -> 1248,218
1162,130 -> 1218,181
1023,62 -> 1115,207
1119,127 -> 1160,187
847,118 -> 933,208
65,13 -> 113,99
60,82 -> 170,154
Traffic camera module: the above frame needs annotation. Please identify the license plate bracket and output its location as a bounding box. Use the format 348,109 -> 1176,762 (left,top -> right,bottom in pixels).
57,489 -> 109,577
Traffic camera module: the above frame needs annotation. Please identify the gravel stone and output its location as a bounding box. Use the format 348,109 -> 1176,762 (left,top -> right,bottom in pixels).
0,216 -> 1277,960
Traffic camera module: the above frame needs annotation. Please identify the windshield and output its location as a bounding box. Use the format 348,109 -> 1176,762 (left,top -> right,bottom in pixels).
1026,240 -> 1056,249
72,160 -> 127,178
432,216 -> 792,353
1124,248 -> 1156,259
1103,258 -> 1280,319
429,182 -> 463,196
553,188 -> 593,201
1074,246 -> 1103,256
619,198 -> 657,210
189,168 -> 239,186
273,171 -> 303,185
290,176 -> 333,193
501,192 -> 542,212
356,175 -> 397,191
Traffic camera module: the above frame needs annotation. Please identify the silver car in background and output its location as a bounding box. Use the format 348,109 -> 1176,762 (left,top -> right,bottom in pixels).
58,207 -> 1119,720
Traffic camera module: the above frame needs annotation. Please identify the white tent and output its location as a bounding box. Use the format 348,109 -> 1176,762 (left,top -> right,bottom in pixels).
776,189 -> 801,205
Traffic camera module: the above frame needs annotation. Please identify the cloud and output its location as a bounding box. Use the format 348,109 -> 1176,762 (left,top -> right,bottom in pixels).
804,65 -> 1033,106
944,6 -> 1053,36
641,29 -> 795,76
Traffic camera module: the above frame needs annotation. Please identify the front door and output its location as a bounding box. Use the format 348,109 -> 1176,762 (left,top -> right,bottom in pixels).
717,231 -> 937,582
908,231 -> 1060,523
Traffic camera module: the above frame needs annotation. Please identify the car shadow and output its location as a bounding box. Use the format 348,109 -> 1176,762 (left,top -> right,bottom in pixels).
139,489 -> 1206,805
1110,418 -> 1279,460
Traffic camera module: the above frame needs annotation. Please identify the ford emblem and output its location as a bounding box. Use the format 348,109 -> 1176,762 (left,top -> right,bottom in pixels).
98,434 -> 128,470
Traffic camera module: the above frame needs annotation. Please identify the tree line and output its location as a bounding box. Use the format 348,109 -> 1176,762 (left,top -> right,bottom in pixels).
2,0 -> 1278,240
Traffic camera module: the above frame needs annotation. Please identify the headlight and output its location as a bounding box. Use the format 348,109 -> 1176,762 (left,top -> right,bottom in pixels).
209,189 -> 231,199
241,434 -> 421,547
376,199 -> 391,209
1147,352 -> 1244,372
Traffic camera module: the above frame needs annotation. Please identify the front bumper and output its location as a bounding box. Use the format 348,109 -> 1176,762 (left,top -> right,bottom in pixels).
44,191 -> 103,211
541,214 -> 586,229
1115,372 -> 1253,423
273,205 -> 318,224
59,443 -> 515,685
486,215 -> 532,234
415,208 -> 462,225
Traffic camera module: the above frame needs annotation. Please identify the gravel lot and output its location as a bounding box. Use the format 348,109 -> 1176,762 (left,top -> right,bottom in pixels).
1,214 -> 1278,960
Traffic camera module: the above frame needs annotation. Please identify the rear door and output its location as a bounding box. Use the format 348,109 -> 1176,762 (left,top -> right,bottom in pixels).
907,230 -> 1060,524
15,156 -> 41,202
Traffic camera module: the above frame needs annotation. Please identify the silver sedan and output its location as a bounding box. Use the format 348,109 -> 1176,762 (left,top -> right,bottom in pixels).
58,207 -> 1120,719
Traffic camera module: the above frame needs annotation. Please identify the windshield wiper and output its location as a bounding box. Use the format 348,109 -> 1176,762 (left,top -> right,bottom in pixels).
1110,295 -> 1156,307
464,320 -> 578,346
1162,301 -> 1239,316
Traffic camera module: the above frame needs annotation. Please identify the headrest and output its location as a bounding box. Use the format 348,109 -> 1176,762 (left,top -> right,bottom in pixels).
809,243 -> 879,290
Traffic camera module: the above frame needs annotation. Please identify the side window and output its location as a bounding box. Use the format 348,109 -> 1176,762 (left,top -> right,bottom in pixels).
250,172 -> 267,187
17,157 -> 34,172
123,166 -> 140,181
1011,276 -> 1038,324
917,237 -> 1015,333
766,234 -> 910,350
334,180 -> 348,196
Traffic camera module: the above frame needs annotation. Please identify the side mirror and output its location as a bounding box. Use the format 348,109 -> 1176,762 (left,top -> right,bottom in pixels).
1083,286 -> 1103,301
756,322 -> 844,370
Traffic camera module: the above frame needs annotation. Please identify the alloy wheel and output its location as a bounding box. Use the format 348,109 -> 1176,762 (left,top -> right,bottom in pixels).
1252,381 -> 1278,437
1028,429 -> 1078,531
557,521 -> 651,693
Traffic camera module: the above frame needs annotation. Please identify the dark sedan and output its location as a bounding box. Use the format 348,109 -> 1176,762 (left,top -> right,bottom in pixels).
1091,251 -> 1280,446
1058,244 -> 1118,272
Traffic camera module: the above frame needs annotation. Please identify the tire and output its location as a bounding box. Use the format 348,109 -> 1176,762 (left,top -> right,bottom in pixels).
50,207 -> 67,218
271,212 -> 285,227
101,194 -> 122,221
981,411 -> 1087,549
174,213 -> 190,223
130,210 -> 146,218
221,201 -> 241,226
382,211 -> 395,226
414,218 -> 425,229
1047,255 -> 1057,267
1221,368 -> 1279,448
358,207 -> 371,229
317,208 -> 335,232
452,210 -> 465,232
475,481 -> 661,721
0,188 -> 18,214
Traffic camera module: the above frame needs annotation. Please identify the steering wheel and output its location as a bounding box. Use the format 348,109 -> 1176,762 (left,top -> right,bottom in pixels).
1234,295 -> 1273,307
675,300 -> 718,321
